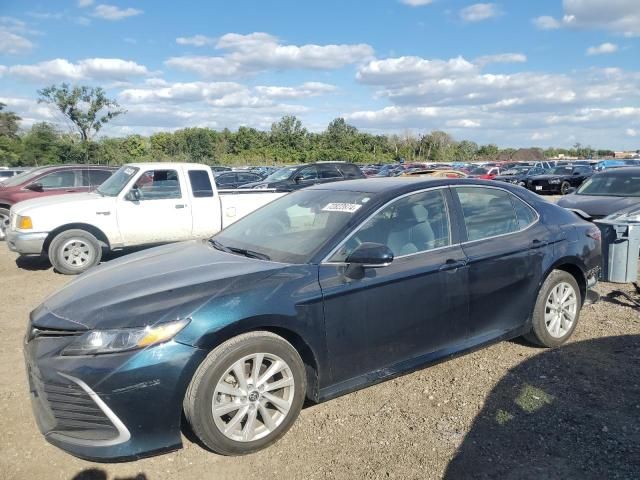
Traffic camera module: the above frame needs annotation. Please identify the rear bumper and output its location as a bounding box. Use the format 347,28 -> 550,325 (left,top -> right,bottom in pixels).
6,229 -> 48,254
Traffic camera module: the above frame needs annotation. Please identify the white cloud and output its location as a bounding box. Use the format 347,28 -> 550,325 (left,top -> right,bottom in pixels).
533,15 -> 562,30
176,35 -> 216,47
0,16 -> 36,55
255,82 -> 337,99
459,3 -> 501,22
475,53 -> 527,66
626,128 -> 638,137
533,0 -> 640,36
531,132 -> 552,140
357,56 -> 476,84
446,119 -> 481,128
0,30 -> 34,55
586,42 -> 618,55
8,58 -> 149,82
92,4 -> 143,21
119,81 -> 245,104
398,0 -> 434,6
166,32 -> 374,77
78,0 -> 94,7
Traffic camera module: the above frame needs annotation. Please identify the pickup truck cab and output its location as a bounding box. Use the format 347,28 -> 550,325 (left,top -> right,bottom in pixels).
6,163 -> 285,274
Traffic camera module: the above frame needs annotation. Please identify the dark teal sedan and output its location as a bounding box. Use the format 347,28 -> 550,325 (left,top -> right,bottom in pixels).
24,178 -> 601,460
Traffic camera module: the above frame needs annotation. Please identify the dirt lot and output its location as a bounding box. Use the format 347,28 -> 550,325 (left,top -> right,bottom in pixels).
1,244 -> 639,480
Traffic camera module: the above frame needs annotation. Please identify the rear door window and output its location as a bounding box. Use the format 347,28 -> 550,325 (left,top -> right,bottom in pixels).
338,164 -> 362,179
189,170 -> 214,197
81,169 -> 113,187
319,164 -> 343,179
36,170 -> 76,189
455,187 -> 528,241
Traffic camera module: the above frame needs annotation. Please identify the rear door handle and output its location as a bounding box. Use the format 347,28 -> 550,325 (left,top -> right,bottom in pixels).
530,239 -> 543,248
439,259 -> 467,272
175,204 -> 187,209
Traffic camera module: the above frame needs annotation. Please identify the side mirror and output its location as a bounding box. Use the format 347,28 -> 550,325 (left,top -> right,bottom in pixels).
573,171 -> 581,176
125,188 -> 141,201
293,175 -> 304,184
26,182 -> 43,192
346,242 -> 394,267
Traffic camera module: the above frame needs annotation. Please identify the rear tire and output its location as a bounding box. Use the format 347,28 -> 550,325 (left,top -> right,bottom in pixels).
0,207 -> 9,241
184,331 -> 306,456
525,270 -> 581,347
48,229 -> 102,275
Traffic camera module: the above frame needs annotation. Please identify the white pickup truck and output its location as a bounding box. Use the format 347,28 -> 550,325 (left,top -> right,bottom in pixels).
5,163 -> 286,274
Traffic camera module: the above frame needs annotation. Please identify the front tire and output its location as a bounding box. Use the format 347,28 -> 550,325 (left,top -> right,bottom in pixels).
525,270 -> 581,347
48,229 -> 102,275
560,181 -> 571,195
0,207 -> 9,241
184,331 -> 306,456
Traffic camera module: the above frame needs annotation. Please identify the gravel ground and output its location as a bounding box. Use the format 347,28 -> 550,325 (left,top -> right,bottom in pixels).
1,240 -> 639,480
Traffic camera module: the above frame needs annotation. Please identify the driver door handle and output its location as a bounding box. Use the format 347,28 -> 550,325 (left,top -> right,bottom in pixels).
439,259 -> 467,272
175,204 -> 187,209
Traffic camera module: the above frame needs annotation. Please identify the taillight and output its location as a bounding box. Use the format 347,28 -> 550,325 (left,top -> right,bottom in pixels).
587,227 -> 601,241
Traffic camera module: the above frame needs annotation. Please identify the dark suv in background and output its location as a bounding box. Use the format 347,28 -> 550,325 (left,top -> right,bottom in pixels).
0,165 -> 116,239
239,162 -> 365,191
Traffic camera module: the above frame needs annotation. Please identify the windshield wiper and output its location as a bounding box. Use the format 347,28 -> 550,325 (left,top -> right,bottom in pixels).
208,239 -> 271,260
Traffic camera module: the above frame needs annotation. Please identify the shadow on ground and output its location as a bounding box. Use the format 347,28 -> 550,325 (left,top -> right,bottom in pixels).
71,469 -> 147,480
15,254 -> 51,271
445,335 -> 640,479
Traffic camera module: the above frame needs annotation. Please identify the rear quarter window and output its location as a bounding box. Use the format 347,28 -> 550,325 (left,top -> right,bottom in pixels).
338,164 -> 363,179
189,170 -> 214,197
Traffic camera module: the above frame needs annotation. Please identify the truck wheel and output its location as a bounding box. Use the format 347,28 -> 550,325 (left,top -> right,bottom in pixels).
48,229 -> 102,275
560,181 -> 571,195
0,208 -> 9,241
184,331 -> 306,456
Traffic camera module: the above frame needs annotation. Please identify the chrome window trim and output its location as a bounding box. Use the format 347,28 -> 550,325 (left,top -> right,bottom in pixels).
321,184 -> 542,265
321,186 -> 452,264
452,184 -> 541,245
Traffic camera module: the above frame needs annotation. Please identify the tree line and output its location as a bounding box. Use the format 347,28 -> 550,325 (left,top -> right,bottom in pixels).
0,83 -> 620,167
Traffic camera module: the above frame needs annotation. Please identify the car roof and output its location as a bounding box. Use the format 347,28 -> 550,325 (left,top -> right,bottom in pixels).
596,167 -> 640,176
305,177 -> 506,195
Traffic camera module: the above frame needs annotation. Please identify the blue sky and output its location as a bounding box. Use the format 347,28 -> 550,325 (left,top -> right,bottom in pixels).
0,0 -> 639,148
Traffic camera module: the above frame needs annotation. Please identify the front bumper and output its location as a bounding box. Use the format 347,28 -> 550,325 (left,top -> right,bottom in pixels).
24,330 -> 207,461
528,184 -> 561,194
6,229 -> 48,254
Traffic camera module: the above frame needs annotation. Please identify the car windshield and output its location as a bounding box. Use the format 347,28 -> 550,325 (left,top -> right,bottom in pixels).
212,189 -> 373,264
469,167 -> 489,175
549,167 -> 573,175
1,168 -> 44,187
96,166 -> 139,196
263,166 -> 298,182
577,175 -> 640,197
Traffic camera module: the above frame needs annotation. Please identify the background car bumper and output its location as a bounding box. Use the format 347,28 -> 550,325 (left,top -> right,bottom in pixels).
24,334 -> 207,461
6,230 -> 48,254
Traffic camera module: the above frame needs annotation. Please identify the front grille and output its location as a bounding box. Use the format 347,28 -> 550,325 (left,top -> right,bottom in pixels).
31,373 -> 119,442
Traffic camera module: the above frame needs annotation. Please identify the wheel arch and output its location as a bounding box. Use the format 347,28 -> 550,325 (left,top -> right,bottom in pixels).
43,223 -> 111,254
544,258 -> 587,303
193,318 -> 322,403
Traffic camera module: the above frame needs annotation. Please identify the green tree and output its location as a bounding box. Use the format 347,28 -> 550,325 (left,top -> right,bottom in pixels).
37,83 -> 125,162
21,123 -> 60,165
477,144 -> 499,160
0,103 -> 23,165
456,140 -> 478,162
0,103 -> 21,138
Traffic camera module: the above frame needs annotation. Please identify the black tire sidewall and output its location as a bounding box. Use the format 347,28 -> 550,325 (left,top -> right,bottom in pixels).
49,229 -> 102,275
186,333 -> 306,456
529,270 -> 581,347
560,181 -> 570,195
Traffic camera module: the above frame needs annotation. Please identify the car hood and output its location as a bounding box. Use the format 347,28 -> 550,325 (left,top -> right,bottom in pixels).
529,174 -> 568,181
10,192 -> 105,215
556,194 -> 640,217
30,240 -> 286,330
494,174 -> 524,181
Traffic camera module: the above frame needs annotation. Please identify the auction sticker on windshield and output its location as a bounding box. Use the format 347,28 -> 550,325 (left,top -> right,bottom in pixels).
322,203 -> 363,213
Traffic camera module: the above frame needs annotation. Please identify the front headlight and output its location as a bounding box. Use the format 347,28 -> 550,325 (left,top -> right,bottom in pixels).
253,184 -> 269,189
62,318 -> 190,356
548,179 -> 561,184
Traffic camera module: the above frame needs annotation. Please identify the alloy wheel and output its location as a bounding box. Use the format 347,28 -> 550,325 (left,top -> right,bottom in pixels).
544,281 -> 577,338
212,353 -> 295,442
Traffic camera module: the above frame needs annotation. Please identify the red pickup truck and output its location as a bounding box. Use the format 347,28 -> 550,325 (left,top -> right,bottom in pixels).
0,165 -> 116,239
